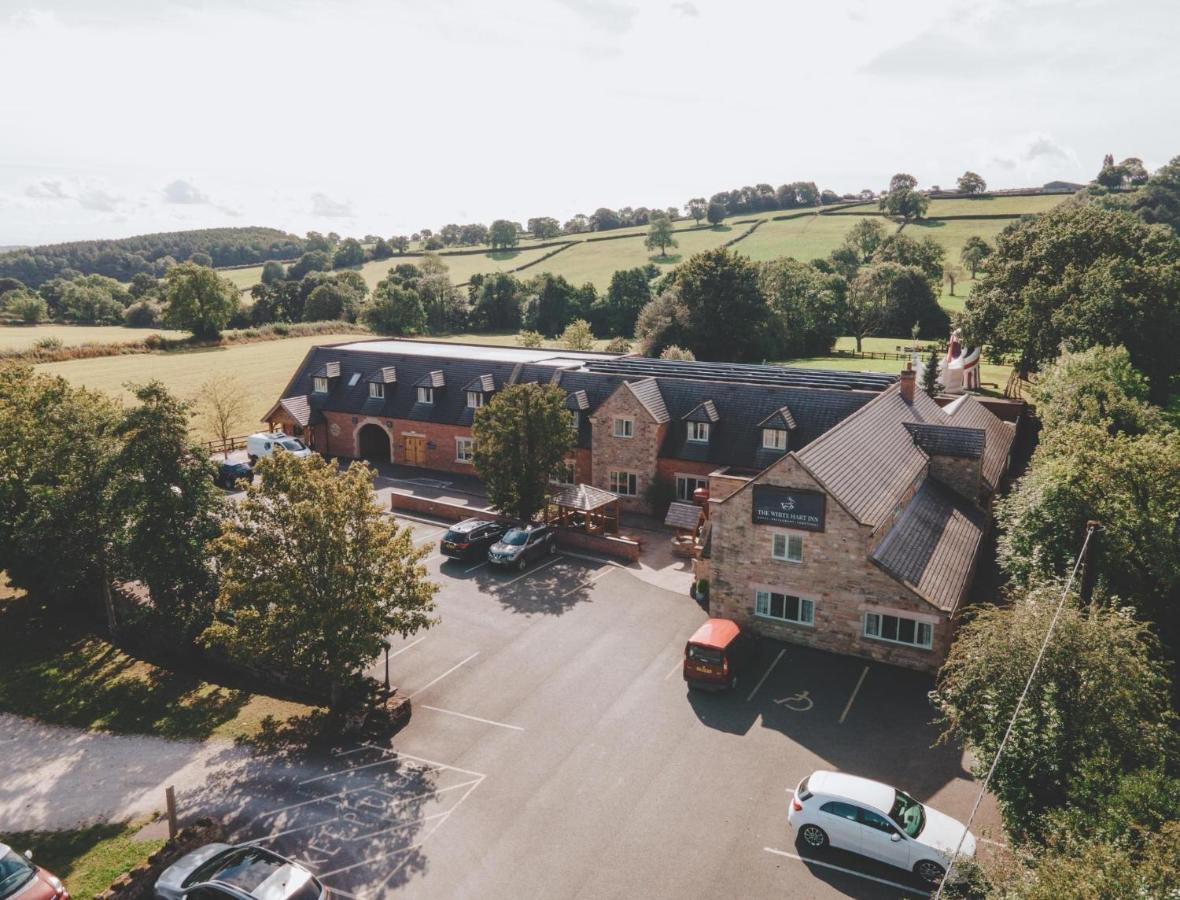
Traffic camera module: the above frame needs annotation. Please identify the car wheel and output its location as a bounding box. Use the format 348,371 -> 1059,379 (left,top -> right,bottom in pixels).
799,824 -> 828,850
517,557 -> 527,572
914,860 -> 945,885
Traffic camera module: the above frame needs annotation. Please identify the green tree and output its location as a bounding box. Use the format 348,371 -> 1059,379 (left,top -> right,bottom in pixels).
527,217 -> 561,240
854,262 -> 949,340
363,279 -> 426,335
332,238 -> 365,269
843,218 -> 887,264
758,258 -> 847,357
370,238 -> 393,260
471,383 -> 575,523
128,272 -> 158,298
686,198 -> 707,225
634,289 -> 690,357
872,233 -> 945,286
1124,154 -> 1180,233
889,173 -> 918,192
959,204 -> 1180,399
60,280 -> 126,324
489,219 -> 520,250
524,273 -> 578,336
921,349 -> 940,396
645,215 -> 678,258
602,267 -> 653,337
659,345 -> 694,361
260,260 -> 286,285
390,235 -> 411,255
287,250 -> 332,281
305,281 -> 359,321
205,453 -> 437,704
5,291 -> 47,323
995,423 -> 1180,645
668,247 -> 769,361
959,235 -> 992,277
706,202 -> 726,225
844,269 -> 888,352
879,185 -> 929,222
1032,345 -> 1162,436
162,262 -> 240,340
416,255 -> 465,333
560,318 -> 594,350
468,272 -> 524,331
932,580 -> 1175,841
956,171 -> 987,194
110,382 -> 221,638
517,329 -> 544,348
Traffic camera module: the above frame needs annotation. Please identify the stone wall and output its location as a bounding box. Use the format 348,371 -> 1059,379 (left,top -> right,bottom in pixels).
589,384 -> 666,514
928,454 -> 982,503
709,454 -> 955,672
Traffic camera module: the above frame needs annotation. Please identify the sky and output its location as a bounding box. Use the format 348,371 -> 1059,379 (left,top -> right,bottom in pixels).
1,0 -> 1178,246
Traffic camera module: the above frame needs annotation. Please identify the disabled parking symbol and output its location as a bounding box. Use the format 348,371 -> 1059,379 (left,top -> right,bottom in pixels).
773,690 -> 813,712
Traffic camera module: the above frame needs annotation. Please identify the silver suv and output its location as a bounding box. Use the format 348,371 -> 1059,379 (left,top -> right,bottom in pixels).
488,523 -> 556,571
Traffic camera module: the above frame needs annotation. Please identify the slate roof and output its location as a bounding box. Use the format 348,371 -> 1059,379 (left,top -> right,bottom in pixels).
904,422 -> 985,459
796,387 -> 951,527
313,360 -> 340,379
550,483 -> 618,511
682,400 -> 719,424
627,378 -> 670,423
871,479 -> 987,612
942,395 -> 1016,492
759,406 -> 797,431
564,389 -> 590,412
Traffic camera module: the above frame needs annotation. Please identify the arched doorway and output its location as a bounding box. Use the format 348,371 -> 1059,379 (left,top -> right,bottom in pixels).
357,423 -> 391,462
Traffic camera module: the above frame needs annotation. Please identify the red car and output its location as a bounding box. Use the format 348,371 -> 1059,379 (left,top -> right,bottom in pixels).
683,618 -> 756,690
0,844 -> 69,900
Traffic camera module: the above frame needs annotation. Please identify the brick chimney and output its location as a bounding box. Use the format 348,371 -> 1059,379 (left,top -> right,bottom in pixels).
899,361 -> 916,404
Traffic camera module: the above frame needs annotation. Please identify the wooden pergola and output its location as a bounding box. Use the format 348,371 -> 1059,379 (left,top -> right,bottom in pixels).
545,483 -> 621,535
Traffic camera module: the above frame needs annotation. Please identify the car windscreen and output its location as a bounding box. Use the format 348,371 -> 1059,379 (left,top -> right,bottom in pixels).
889,789 -> 925,838
279,439 -> 307,451
443,530 -> 468,543
0,850 -> 35,900
183,848 -> 285,891
286,876 -> 323,900
501,529 -> 528,546
686,644 -> 723,664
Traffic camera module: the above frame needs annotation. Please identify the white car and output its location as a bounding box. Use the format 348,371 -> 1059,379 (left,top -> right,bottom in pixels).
787,770 -> 976,885
245,432 -> 311,464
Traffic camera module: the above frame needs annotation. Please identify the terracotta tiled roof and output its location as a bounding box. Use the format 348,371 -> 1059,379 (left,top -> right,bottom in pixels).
871,479 -> 986,612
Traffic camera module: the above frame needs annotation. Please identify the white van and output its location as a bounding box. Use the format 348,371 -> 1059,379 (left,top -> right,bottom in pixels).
246,431 -> 312,463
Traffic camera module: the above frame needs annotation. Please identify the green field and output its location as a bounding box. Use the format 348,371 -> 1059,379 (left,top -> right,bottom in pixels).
352,245 -> 563,290
923,193 -> 1068,217
37,333 -> 360,440
6,825 -> 165,899
0,323 -> 189,352
221,265 -> 265,290
732,213 -> 872,263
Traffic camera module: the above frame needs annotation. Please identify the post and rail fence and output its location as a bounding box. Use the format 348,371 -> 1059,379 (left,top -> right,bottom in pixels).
202,434 -> 251,457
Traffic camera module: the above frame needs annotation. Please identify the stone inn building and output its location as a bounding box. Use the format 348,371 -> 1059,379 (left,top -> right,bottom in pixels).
266,339 -> 1016,671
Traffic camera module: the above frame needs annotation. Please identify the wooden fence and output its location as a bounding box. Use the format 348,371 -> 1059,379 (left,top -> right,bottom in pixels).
202,434 -> 250,456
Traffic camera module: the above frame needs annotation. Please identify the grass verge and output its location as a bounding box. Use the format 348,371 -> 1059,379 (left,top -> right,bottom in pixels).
3,823 -> 165,899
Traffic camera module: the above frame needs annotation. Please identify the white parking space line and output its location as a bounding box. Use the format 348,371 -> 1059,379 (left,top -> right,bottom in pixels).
558,564 -> 615,598
464,561 -> 487,574
419,704 -> 525,731
762,847 -> 929,897
358,744 -> 487,780
979,836 -> 1008,848
839,666 -> 870,724
747,648 -> 786,702
407,651 -> 480,699
664,658 -> 685,680
389,636 -> 427,659
496,554 -> 563,589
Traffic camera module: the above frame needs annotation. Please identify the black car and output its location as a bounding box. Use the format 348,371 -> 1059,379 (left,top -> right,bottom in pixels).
439,518 -> 507,561
214,461 -> 253,490
487,523 -> 557,570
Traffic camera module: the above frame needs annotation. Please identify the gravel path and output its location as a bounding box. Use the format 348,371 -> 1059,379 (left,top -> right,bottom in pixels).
0,713 -> 255,830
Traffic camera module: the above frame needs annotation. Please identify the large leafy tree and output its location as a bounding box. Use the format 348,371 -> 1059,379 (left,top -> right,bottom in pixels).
363,276 -> 426,334
932,581 -> 1175,841
471,383 -> 574,523
959,204 -> 1180,399
468,272 -> 524,331
758,258 -> 846,357
110,382 -> 222,638
959,234 -> 992,277
956,171 -> 987,194
163,262 -> 240,340
489,219 -> 520,250
851,261 -> 949,340
667,247 -> 769,361
645,215 -> 678,258
871,232 -> 945,287
995,423 -> 1180,647
1124,154 -> 1180,233
879,175 -> 928,221
599,266 -> 653,337
205,453 -> 437,701
1032,345 -> 1162,436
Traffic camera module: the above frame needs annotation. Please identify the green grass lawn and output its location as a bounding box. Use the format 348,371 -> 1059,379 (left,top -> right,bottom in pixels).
0,324 -> 189,352
5,824 -> 165,899
351,244 -> 562,290
732,213 -> 875,263
923,193 -> 1068,217
220,265 -> 265,291
37,332 -> 360,442
0,595 -> 316,741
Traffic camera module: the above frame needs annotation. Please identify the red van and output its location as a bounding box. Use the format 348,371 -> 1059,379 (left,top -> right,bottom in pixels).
683,618 -> 755,690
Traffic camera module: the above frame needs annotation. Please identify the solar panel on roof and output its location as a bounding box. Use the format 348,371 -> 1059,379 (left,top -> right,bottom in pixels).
585,358 -> 895,392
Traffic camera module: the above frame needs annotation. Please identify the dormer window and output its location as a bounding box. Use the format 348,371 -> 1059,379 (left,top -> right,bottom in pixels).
369,382 -> 385,400
688,421 -> 710,443
762,428 -> 787,451
467,391 -> 484,409
313,377 -> 329,394
417,387 -> 434,404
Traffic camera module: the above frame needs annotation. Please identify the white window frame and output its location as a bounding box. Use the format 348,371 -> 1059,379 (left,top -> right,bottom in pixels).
313,376 -> 329,394
676,474 -> 707,502
754,590 -> 814,626
467,391 -> 483,409
455,436 -> 474,464
369,382 -> 384,400
687,421 -> 710,443
417,386 -> 434,404
762,428 -> 787,450
570,411 -> 579,430
863,612 -> 933,649
771,532 -> 804,563
609,470 -> 638,496
613,417 -> 635,438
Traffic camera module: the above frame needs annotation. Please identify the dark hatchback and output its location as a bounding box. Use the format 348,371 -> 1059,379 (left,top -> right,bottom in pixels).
439,518 -> 507,561
214,461 -> 253,490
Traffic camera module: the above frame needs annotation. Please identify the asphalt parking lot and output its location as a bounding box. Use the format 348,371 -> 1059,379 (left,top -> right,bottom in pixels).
185,511 -> 1001,900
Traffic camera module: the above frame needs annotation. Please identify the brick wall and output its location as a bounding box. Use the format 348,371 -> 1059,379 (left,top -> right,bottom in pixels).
320,410 -> 479,475
590,384 -> 666,513
709,454 -> 955,672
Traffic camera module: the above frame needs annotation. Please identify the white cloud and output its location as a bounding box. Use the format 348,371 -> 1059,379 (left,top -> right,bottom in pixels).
25,180 -> 69,200
161,178 -> 210,204
310,192 -> 354,218
670,1 -> 698,16
554,0 -> 637,34
76,188 -> 121,212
